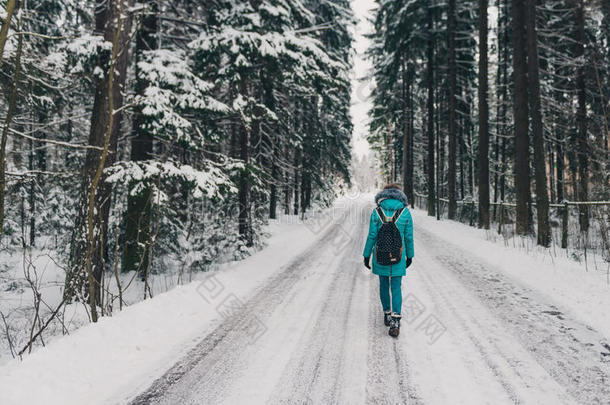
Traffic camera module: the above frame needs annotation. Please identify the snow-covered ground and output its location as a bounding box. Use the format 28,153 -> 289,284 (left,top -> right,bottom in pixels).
0,197 -> 348,366
1,195 -> 609,404
0,240 -> 85,365
0,197 -> 359,404
0,231 -> 261,366
412,210 -> 610,340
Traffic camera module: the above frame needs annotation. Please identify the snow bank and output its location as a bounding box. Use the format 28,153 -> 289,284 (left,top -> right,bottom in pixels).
0,201 -> 347,405
411,209 -> 610,339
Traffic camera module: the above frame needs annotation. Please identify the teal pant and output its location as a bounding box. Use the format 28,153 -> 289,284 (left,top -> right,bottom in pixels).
379,276 -> 402,314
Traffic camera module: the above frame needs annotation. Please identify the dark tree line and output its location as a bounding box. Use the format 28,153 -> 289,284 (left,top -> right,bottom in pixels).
368,0 -> 610,247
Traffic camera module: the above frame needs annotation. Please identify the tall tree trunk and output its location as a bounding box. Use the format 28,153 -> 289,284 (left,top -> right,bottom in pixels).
0,0 -> 19,66
238,77 -> 253,246
300,96 -> 315,213
436,84 -> 441,220
408,73 -> 415,208
85,0 -> 126,322
448,0 -> 457,219
269,149 -> 278,219
548,141 -> 555,203
574,0 -> 589,232
439,87 -> 446,210
230,122 -> 239,158
385,128 -> 392,184
300,169 -> 306,213
465,101 -> 474,197
401,56 -> 409,195
458,81 -> 465,200
426,4 -> 436,217
28,137 -> 35,247
494,0 -> 509,218
293,149 -> 299,215
602,1 -> 610,161
391,132 -> 397,183
554,59 -> 566,205
401,97 -> 408,191
511,0 -> 530,236
492,132 -> 499,218
101,0 -> 134,265
269,181 -> 277,219
556,133 -> 564,203
284,176 -> 290,215
304,174 -> 311,211
238,126 -> 253,246
526,0 -> 550,246
67,0 -> 133,308
500,137 -> 507,203
0,21 -> 22,239
32,108 -> 47,247
283,142 -> 290,215
478,0 -> 490,229
123,0 -> 158,276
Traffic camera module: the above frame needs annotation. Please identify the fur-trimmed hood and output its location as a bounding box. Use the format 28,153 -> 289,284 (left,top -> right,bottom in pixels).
375,188 -> 408,206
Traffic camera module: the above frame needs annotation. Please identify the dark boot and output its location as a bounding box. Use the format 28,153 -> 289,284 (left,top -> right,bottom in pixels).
383,311 -> 392,327
389,315 -> 401,337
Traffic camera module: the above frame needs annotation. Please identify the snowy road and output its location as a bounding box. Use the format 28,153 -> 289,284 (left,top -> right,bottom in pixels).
127,200 -> 610,405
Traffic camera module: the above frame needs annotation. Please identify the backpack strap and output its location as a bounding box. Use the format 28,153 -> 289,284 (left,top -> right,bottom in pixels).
376,206 -> 405,224
390,207 -> 405,223
375,206 -> 388,223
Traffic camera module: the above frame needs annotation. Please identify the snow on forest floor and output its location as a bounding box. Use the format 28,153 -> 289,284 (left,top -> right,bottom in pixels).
0,197 -> 358,404
1,195 -> 609,405
411,209 -> 610,339
0,197 -> 346,367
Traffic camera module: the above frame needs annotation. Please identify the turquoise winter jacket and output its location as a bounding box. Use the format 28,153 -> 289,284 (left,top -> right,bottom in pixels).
363,189 -> 414,276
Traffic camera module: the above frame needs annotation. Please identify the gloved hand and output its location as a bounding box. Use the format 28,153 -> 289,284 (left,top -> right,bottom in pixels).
364,256 -> 371,269
406,257 -> 413,269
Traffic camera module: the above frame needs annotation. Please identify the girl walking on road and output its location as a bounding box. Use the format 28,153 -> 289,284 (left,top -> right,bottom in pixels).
363,184 -> 414,337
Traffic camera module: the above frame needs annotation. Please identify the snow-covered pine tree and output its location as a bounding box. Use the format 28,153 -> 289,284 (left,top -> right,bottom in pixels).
190,0 -> 351,243
367,0 -> 427,197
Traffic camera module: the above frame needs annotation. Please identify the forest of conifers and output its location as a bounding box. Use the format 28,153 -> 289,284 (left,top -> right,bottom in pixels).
368,0 -> 609,249
1,0 -> 609,329
0,0 -> 353,320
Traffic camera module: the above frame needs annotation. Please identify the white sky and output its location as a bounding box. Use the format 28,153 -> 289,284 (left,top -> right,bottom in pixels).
349,0 -> 376,159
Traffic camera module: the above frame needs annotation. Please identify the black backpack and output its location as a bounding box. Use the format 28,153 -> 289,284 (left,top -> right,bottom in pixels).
375,205 -> 404,266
